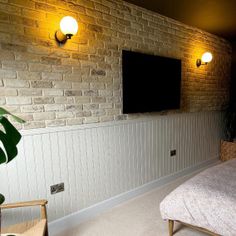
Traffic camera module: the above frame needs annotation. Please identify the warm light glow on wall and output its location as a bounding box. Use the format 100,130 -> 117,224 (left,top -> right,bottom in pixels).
55,16 -> 78,44
196,52 -> 213,67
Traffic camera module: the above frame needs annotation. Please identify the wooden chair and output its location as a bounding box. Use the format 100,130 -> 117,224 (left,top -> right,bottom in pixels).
0,199 -> 48,236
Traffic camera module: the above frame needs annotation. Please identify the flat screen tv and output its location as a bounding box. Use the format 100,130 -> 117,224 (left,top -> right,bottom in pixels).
122,50 -> 181,114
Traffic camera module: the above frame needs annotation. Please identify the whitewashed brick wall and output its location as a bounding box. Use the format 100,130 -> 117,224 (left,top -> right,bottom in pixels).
0,0 -> 232,129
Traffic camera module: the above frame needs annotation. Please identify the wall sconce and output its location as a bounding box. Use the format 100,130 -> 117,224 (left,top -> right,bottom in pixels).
196,52 -> 213,67
55,16 -> 78,44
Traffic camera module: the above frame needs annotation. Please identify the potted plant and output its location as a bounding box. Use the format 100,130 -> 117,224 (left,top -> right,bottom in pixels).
221,100 -> 236,161
0,107 -> 25,204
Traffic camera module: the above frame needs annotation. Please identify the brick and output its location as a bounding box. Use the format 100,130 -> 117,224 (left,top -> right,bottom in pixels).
34,112 -> 55,121
44,104 -> 64,112
94,3 -> 110,14
0,50 -> 15,60
1,43 -> 27,52
2,61 -> 27,71
88,24 -> 103,33
72,82 -> 89,89
115,114 -> 128,121
91,69 -> 106,76
9,0 -> 35,8
100,116 -> 114,122
0,69 -> 16,79
35,2 -> 56,12
75,97 -> 90,104
63,74 -> 82,82
56,111 -> 74,119
46,119 -> 65,127
29,63 -> 51,72
83,117 -> 99,124
42,72 -> 62,81
27,45 -> 51,55
90,82 -> 105,89
15,52 -> 41,62
21,105 -> 44,113
79,14 -> 95,24
92,109 -> 106,116
17,71 -> 41,80
53,81 -> 72,89
52,65 -> 72,73
83,90 -> 98,97
67,3 -> 85,13
0,88 -> 17,96
33,97 -> 54,104
92,97 -> 106,103
76,111 -> 91,117
0,3 -> 21,14
65,90 -> 82,96
4,79 -> 29,88
43,89 -> 63,96
17,13 -> 36,27
65,104 -> 82,111
106,109 -> 120,116
19,89 -> 42,96
50,50 -> 70,58
6,97 -> 31,105
41,56 -> 61,65
54,97 -> 74,104
100,103 -> 113,109
23,121 -> 45,129
22,8 -> 46,19
31,81 -> 52,88
66,118 -> 83,126
72,53 -> 89,61
83,104 -> 99,110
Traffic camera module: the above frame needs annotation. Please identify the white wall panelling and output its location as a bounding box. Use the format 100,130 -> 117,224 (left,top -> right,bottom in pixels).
0,111 -> 223,227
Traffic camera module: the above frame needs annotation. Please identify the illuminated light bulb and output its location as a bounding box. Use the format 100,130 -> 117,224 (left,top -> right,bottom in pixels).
55,16 -> 78,44
196,51 -> 213,67
60,16 -> 78,37
201,52 -> 213,63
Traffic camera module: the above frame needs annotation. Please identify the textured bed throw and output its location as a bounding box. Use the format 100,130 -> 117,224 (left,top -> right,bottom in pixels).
160,159 -> 236,236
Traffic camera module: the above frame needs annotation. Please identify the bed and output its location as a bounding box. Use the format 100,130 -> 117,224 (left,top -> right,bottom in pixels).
160,159 -> 236,236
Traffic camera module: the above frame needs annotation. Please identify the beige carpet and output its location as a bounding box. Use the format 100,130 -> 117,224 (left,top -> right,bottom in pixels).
56,174 -> 206,236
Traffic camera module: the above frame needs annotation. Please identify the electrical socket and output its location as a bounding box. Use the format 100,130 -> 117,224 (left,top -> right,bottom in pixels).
170,150 -> 176,157
50,183 -> 64,195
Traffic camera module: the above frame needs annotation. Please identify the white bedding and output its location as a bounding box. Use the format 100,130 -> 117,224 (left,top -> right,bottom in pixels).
160,159 -> 236,236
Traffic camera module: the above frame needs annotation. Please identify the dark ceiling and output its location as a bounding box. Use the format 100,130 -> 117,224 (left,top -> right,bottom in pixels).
124,0 -> 236,42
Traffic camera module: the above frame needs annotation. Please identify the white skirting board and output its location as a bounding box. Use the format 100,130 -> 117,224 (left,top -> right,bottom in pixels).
49,157 -> 219,235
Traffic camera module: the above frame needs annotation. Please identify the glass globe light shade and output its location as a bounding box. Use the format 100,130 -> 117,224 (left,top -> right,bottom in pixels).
201,52 -> 213,63
60,16 -> 78,36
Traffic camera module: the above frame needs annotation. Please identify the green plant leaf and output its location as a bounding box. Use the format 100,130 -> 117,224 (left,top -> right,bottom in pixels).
0,193 -> 5,204
0,130 -> 18,163
0,107 -> 24,164
0,107 -> 25,124
0,116 -> 21,146
0,147 -> 7,164
0,117 -> 21,163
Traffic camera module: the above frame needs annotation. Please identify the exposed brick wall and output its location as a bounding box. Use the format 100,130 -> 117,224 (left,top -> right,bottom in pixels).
0,0 -> 232,129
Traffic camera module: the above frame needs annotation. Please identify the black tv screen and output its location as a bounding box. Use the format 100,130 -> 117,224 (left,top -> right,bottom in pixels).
122,50 -> 181,114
